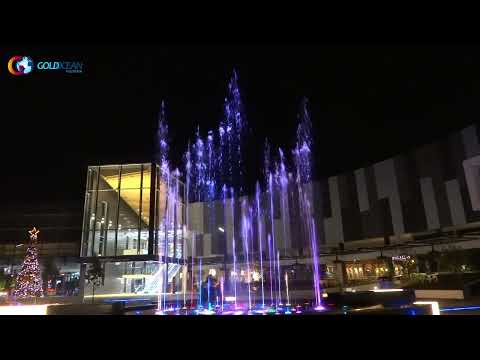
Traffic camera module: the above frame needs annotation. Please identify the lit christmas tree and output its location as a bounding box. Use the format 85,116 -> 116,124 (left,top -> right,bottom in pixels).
14,227 -> 43,299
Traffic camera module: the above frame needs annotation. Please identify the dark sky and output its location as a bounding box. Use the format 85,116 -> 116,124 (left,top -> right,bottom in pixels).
1,43 -> 480,214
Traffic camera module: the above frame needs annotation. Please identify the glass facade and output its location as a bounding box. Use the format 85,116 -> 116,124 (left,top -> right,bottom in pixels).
80,163 -> 188,297
82,260 -> 187,297
81,163 -> 185,260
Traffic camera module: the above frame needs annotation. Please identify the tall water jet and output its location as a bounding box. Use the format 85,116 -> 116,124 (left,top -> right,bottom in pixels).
198,258 -> 202,309
220,276 -> 224,312
154,100 -> 169,168
222,69 -> 247,195
206,131 -> 217,288
192,127 -> 206,203
277,250 -> 282,305
207,274 -> 211,310
278,148 -> 291,257
184,144 -> 194,309
241,199 -> 252,311
255,182 -> 265,308
293,97 -> 322,309
154,101 -> 170,314
173,168 -> 181,311
161,166 -> 171,312
267,233 -> 273,306
268,172 -> 278,306
230,187 -> 237,309
285,271 -> 290,306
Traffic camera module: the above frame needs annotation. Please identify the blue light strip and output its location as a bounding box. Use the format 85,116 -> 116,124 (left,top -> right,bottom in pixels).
440,305 -> 480,312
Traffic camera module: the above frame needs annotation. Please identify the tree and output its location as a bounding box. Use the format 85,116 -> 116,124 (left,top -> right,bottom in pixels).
41,258 -> 60,294
86,259 -> 104,304
14,228 -> 43,300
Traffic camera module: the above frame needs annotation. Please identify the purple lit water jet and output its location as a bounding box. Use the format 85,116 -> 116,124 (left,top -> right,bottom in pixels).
255,182 -> 265,308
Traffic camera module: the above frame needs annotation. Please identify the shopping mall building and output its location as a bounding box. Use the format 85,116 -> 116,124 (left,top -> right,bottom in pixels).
75,123 -> 480,300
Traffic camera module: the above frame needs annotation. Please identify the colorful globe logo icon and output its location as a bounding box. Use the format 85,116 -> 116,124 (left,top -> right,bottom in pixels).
8,56 -> 34,76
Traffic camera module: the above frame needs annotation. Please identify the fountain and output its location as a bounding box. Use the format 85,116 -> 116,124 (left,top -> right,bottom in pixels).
151,72 -> 325,315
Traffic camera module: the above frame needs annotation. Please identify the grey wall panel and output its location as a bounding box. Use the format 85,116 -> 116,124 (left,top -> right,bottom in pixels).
414,143 -> 453,227
394,155 -> 413,201
448,132 -> 479,223
461,125 -> 480,158
188,202 -> 205,233
374,159 -> 405,235
440,139 -> 457,181
312,181 -> 326,246
365,166 -> 379,206
394,154 -> 427,232
341,207 -> 362,241
323,176 -> 344,245
224,197 -> 234,255
420,177 -> 441,230
321,178 -> 332,218
463,155 -> 480,212
355,168 -> 370,212
338,173 -> 362,241
445,179 -> 467,226
287,187 -> 302,249
203,234 -> 212,257
378,198 -> 394,241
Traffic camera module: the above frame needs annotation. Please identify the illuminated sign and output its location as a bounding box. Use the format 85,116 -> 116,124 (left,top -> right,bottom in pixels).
392,255 -> 411,262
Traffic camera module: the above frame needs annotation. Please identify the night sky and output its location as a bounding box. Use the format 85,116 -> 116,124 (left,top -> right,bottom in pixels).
2,43 -> 480,215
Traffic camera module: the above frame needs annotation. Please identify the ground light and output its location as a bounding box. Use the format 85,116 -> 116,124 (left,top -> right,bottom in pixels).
440,305 -> 480,313
0,304 -> 58,315
413,301 -> 440,315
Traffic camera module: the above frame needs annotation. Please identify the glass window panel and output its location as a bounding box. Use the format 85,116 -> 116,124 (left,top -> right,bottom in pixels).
120,164 -> 142,189
104,230 -> 117,257
156,187 -> 167,230
86,166 -> 98,191
86,167 -> 99,192
118,189 -> 141,232
91,230 -> 102,257
141,188 -> 150,227
86,230 -> 95,257
142,164 -> 151,188
139,229 -> 149,255
95,190 -> 119,229
117,228 -> 139,256
99,165 -> 121,190
81,191 -> 96,256
155,164 -> 161,188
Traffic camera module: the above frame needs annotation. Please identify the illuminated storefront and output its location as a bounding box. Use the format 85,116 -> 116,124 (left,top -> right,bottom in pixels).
79,163 -> 187,298
344,257 -> 414,281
